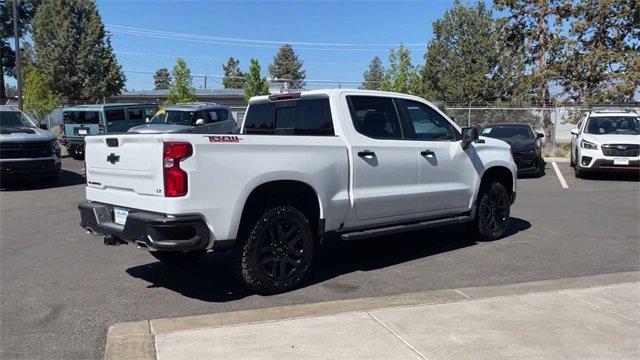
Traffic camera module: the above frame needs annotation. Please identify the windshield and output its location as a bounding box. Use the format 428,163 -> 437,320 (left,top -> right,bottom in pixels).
0,110 -> 36,128
585,116 -> 640,135
149,110 -> 195,126
481,125 -> 534,140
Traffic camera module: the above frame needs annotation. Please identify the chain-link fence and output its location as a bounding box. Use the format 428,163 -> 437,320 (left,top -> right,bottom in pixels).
442,104 -> 640,156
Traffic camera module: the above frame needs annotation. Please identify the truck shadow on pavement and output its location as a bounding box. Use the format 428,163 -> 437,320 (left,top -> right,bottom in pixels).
0,169 -> 85,191
125,217 -> 531,302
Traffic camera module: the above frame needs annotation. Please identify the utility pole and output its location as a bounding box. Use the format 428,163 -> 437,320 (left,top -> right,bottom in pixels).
12,0 -> 22,110
204,75 -> 207,90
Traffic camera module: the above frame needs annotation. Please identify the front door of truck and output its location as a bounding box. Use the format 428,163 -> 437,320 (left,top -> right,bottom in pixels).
397,99 -> 475,213
347,95 -> 422,220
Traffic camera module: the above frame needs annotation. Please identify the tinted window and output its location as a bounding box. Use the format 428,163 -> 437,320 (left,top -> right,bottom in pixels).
402,100 -> 457,140
63,111 -> 100,124
481,125 -> 533,140
244,98 -> 333,136
348,96 -> 402,139
0,111 -> 35,128
105,109 -> 126,122
210,109 -> 229,122
128,108 -> 144,120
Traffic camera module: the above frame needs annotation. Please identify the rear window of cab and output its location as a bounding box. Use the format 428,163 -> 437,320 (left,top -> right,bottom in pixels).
244,98 -> 334,136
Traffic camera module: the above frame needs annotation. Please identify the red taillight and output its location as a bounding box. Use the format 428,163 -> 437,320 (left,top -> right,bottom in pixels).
163,142 -> 192,197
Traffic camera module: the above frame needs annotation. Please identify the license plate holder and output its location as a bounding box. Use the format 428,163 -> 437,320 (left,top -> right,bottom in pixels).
113,207 -> 129,225
613,158 -> 629,166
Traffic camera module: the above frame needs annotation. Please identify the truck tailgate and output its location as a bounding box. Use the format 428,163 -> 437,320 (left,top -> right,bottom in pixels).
85,134 -> 165,205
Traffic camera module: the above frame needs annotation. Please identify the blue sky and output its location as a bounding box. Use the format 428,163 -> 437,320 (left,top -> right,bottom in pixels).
95,0 -> 456,91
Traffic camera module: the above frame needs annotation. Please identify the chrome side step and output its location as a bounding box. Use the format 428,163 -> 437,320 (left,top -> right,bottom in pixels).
340,216 -> 472,241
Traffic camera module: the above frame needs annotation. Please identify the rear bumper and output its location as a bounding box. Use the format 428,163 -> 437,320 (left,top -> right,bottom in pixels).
1,158 -> 61,178
78,201 -> 210,251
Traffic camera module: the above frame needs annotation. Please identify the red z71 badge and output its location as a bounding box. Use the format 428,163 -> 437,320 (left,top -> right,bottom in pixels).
207,135 -> 241,143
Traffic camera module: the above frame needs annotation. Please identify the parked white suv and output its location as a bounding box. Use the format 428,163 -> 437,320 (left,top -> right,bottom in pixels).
570,108 -> 640,178
78,90 -> 517,293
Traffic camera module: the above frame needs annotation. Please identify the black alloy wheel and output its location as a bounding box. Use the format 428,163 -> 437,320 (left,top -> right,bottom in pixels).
469,182 -> 511,241
234,206 -> 314,294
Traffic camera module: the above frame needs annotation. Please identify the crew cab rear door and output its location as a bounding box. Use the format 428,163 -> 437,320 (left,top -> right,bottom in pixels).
346,95 -> 422,220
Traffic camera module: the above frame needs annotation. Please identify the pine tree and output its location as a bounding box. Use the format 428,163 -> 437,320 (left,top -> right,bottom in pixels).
379,45 -> 421,95
23,68 -> 55,124
32,0 -> 125,101
0,0 -> 41,100
222,57 -> 245,89
154,68 -> 171,90
494,0 -> 568,105
268,44 -> 306,89
360,56 -> 385,90
421,1 -> 530,103
559,0 -> 639,103
244,58 -> 269,102
165,58 -> 196,105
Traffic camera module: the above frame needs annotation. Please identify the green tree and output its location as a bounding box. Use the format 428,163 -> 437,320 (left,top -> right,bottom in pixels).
268,44 -> 306,89
243,58 -> 269,102
0,0 -> 41,100
422,1 -> 530,103
379,44 -> 421,95
559,0 -> 639,103
494,0 -> 568,105
165,58 -> 196,105
153,68 -> 171,90
360,56 -> 385,90
23,68 -> 56,124
222,57 -> 245,89
32,0 -> 125,100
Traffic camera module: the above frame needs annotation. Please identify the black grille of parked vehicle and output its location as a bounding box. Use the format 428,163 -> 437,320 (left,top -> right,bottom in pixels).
601,144 -> 640,157
0,141 -> 53,159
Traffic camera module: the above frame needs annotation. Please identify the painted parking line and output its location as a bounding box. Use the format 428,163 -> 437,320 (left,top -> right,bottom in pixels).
552,162 -> 569,189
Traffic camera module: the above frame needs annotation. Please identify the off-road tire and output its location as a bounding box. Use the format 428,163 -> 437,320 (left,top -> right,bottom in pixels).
150,250 -> 206,267
574,163 -> 584,178
233,205 -> 314,295
467,182 -> 511,241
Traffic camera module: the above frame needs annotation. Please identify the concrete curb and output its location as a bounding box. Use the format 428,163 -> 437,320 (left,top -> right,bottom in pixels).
544,156 -> 570,163
104,271 -> 639,360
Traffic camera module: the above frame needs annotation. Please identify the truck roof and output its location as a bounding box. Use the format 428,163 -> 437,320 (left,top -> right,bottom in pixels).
248,89 -> 430,105
588,108 -> 639,118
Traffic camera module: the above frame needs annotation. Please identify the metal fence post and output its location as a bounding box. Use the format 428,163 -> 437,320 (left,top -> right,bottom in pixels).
552,109 -> 557,154
467,102 -> 471,127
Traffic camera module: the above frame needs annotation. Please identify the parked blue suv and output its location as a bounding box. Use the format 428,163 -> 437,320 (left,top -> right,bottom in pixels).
59,103 -> 157,159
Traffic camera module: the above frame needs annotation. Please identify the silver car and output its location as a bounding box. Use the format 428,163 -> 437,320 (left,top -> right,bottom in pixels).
128,103 -> 237,134
0,106 -> 61,184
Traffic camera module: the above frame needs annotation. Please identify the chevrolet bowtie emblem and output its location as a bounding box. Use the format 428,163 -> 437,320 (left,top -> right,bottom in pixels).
107,153 -> 120,164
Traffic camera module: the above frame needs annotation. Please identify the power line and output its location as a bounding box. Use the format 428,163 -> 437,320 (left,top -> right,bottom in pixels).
107,26 -> 425,52
107,24 -> 426,48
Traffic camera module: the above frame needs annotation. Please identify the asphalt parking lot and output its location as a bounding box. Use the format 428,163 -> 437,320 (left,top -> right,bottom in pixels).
1,159 -> 639,359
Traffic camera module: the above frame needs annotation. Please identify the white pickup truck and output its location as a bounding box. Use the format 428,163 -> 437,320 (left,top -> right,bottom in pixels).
79,90 -> 517,294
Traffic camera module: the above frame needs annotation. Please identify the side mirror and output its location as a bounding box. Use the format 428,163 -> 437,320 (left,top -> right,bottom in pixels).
39,123 -> 48,130
195,119 -> 205,126
461,126 -> 479,149
570,128 -> 579,136
536,132 -> 544,139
